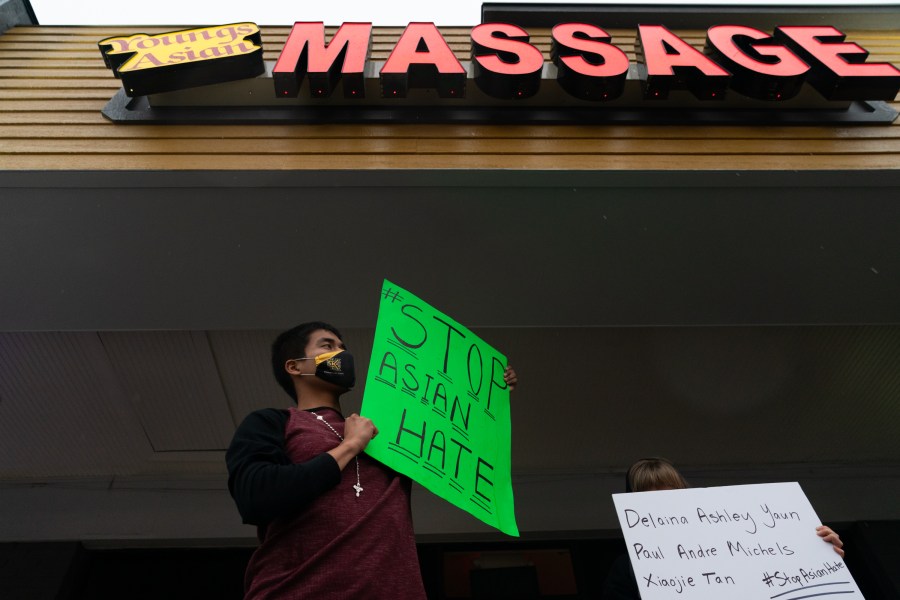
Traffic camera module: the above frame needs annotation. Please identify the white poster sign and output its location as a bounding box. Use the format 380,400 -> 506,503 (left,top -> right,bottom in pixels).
612,482 -> 863,600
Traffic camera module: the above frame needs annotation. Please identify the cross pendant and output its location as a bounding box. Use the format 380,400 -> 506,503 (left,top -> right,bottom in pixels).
353,483 -> 363,497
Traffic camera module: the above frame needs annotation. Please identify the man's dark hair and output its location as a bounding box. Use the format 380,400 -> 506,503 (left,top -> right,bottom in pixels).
271,321 -> 344,400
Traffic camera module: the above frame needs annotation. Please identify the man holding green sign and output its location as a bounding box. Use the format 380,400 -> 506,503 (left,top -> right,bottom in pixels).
226,281 -> 517,599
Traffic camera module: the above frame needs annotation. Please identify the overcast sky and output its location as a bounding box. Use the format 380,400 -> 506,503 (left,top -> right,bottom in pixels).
31,0 -> 900,26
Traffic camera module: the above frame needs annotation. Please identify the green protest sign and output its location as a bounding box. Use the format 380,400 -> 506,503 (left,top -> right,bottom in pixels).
361,279 -> 519,536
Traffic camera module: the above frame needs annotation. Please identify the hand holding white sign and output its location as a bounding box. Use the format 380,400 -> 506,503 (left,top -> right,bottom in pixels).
612,483 -> 862,600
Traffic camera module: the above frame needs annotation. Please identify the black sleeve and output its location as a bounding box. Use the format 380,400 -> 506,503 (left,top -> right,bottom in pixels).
226,408 -> 342,526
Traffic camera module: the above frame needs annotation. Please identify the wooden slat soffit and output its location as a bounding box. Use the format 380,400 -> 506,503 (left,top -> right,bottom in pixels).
0,25 -> 898,171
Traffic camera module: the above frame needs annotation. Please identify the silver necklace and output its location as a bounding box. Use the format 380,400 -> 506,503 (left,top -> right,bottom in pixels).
309,411 -> 363,498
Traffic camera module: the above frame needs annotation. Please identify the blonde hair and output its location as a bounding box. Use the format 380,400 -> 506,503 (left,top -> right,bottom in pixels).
627,457 -> 688,492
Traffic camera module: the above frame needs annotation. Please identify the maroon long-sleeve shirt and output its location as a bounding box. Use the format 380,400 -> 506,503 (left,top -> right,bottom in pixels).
227,407 -> 426,599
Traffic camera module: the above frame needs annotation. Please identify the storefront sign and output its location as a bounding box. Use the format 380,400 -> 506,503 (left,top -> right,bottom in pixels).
99,23 -> 265,96
361,280 -> 518,537
611,483 -> 863,600
99,21 -> 900,101
98,21 -> 900,124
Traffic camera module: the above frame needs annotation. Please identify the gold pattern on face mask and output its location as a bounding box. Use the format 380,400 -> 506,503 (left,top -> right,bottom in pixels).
326,357 -> 342,371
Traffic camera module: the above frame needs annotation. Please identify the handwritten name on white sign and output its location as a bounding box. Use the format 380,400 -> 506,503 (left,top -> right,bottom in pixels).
612,482 -> 863,600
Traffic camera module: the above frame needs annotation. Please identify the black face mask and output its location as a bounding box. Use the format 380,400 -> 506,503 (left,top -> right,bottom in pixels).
301,350 -> 356,390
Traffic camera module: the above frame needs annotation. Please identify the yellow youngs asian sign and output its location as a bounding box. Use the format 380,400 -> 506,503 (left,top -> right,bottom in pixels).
98,23 -> 265,96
